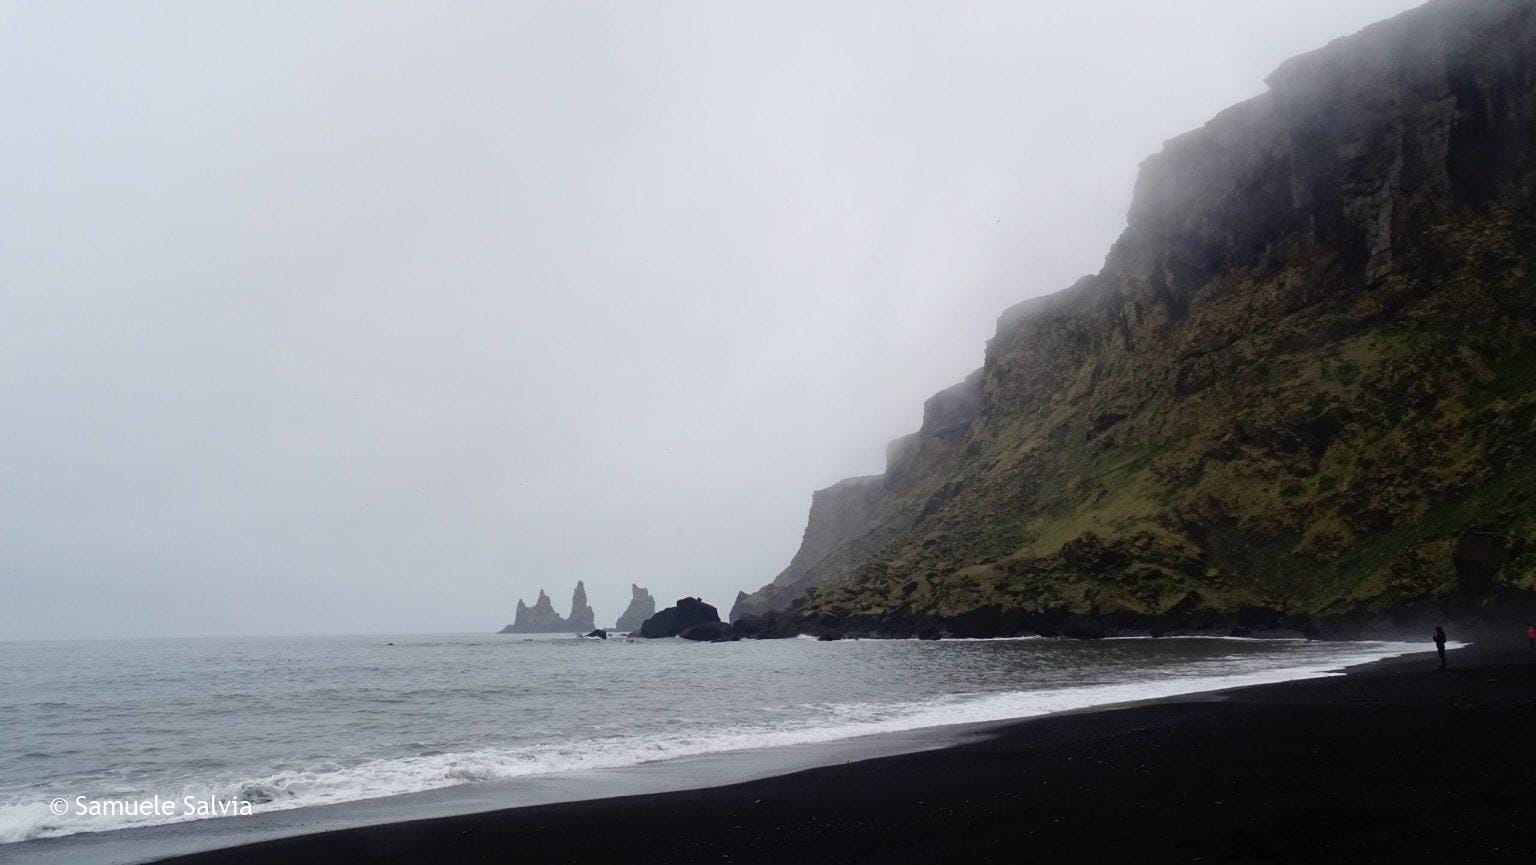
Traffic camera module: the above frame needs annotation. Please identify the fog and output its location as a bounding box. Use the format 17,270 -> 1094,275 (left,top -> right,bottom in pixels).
1,1 -> 1424,639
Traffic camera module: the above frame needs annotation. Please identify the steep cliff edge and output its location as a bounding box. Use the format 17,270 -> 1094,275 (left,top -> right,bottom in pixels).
735,0 -> 1536,637
730,476 -> 887,621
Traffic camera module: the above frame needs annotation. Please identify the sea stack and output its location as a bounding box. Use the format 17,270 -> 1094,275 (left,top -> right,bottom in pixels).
615,584 -> 657,632
498,583 -> 598,633
567,581 -> 595,632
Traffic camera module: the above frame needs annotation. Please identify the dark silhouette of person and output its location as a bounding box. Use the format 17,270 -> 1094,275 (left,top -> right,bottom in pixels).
1527,625 -> 1535,650
1433,626 -> 1447,669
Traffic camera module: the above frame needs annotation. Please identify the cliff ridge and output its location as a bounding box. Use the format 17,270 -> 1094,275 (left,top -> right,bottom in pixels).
734,0 -> 1536,637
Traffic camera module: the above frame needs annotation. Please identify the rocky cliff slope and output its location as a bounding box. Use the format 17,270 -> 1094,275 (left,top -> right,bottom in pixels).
500,582 -> 596,633
733,0 -> 1536,637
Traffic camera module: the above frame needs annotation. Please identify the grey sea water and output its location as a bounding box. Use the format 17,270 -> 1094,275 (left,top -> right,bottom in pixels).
0,632 -> 1417,845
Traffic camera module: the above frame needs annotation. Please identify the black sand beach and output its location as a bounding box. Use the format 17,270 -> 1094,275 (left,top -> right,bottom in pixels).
152,638 -> 1536,865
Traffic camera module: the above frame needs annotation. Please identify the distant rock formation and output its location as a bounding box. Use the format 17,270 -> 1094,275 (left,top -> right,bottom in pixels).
499,590 -> 564,633
567,581 -> 595,632
638,597 -> 723,638
615,584 -> 657,632
498,581 -> 598,633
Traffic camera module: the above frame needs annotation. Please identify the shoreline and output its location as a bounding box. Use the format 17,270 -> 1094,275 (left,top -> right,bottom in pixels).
143,638 -> 1534,864
2,637 -> 1454,865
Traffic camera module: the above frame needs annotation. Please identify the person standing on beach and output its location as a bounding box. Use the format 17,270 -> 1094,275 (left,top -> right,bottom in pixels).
1434,626 -> 1448,669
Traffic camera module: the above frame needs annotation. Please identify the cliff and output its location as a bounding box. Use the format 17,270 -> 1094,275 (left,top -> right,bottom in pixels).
730,476 -> 887,621
615,584 -> 657,632
734,0 -> 1536,637
499,582 -> 597,634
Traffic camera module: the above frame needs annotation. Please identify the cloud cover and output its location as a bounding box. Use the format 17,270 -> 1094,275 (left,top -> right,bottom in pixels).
0,0 -> 1423,639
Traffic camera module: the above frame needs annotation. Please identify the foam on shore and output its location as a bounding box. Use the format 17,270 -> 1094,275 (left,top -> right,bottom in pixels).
0,639 -> 1420,845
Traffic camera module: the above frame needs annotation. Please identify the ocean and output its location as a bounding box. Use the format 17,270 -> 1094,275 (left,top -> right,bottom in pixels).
0,632 -> 1418,847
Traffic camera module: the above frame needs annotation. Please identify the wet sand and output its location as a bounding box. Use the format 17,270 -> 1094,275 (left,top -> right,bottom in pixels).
145,639 -> 1536,865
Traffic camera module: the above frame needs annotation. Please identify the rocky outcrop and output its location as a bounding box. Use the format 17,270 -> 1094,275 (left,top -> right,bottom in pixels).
638,597 -> 723,638
679,621 -> 736,642
730,476 -> 888,622
499,582 -> 598,633
734,0 -> 1536,638
567,581 -> 595,632
615,584 -> 657,632
732,370 -> 994,622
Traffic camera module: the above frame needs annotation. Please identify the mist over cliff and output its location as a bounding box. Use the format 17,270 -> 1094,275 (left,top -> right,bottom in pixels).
735,0 -> 1536,636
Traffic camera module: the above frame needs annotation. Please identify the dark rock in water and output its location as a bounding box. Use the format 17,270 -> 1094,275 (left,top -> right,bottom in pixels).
615,584 -> 657,632
638,597 -> 721,638
586,629 -> 608,639
500,582 -> 599,634
679,621 -> 735,642
728,610 -> 801,639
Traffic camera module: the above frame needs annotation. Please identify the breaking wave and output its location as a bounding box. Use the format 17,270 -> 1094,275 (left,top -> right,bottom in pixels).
0,640 -> 1417,844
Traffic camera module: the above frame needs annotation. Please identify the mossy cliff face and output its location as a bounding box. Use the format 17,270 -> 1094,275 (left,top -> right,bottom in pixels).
733,0 -> 1536,636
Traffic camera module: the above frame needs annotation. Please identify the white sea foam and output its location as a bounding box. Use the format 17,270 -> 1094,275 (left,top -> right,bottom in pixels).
0,640 -> 1419,844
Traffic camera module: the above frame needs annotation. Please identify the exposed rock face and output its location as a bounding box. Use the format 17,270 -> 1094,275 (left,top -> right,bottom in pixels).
499,583 -> 598,633
567,581 -> 595,632
638,597 -> 722,638
730,476 -> 887,622
679,621 -> 735,642
735,0 -> 1536,638
615,584 -> 657,631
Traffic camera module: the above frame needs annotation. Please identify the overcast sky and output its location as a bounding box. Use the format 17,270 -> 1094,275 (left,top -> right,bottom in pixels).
1,0 -> 1424,640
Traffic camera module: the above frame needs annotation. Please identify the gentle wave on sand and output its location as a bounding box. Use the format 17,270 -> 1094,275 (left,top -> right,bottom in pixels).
0,635 -> 1420,843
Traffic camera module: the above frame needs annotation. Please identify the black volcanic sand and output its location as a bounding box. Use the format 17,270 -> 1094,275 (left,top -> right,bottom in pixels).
161,641 -> 1536,865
